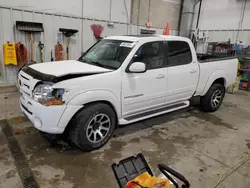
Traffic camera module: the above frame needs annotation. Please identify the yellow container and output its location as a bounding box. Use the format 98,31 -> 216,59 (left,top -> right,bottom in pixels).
227,76 -> 240,94
3,42 -> 17,65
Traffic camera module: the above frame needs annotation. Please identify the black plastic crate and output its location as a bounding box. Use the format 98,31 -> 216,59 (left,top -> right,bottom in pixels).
111,153 -> 153,188
112,153 -> 190,188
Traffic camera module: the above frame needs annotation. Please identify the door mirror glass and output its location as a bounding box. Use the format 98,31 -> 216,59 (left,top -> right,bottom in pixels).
128,62 -> 146,73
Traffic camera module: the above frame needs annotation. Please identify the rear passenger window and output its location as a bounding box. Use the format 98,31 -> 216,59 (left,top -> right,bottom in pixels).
168,41 -> 192,66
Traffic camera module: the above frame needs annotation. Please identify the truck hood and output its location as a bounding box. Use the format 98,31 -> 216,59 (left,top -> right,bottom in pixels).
29,60 -> 111,77
22,60 -> 112,83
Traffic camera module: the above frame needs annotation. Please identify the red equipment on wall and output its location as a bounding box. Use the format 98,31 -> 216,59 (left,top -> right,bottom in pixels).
91,24 -> 104,40
55,42 -> 64,61
15,42 -> 28,67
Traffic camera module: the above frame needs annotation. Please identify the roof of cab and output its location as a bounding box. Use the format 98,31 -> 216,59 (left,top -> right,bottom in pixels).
105,35 -> 189,42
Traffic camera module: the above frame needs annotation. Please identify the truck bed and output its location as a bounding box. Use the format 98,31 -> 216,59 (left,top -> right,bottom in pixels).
195,56 -> 238,96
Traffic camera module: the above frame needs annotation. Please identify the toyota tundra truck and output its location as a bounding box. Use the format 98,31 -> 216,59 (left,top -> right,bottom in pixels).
18,35 -> 238,151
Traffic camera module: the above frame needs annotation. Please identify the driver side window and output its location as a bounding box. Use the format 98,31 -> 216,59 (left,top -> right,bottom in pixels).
134,41 -> 165,70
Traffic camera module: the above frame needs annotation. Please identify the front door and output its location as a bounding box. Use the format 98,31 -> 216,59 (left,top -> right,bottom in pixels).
122,41 -> 167,117
166,40 -> 199,104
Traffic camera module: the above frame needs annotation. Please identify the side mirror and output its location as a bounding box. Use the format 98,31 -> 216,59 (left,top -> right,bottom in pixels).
128,62 -> 146,73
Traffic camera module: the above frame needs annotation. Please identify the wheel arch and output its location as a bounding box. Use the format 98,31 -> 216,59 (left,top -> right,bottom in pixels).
213,77 -> 226,87
65,100 -> 119,132
68,90 -> 120,116
80,100 -> 118,126
201,70 -> 227,96
61,90 -> 121,132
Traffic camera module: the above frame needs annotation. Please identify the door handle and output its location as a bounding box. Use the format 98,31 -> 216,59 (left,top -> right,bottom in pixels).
156,74 -> 165,79
189,69 -> 197,73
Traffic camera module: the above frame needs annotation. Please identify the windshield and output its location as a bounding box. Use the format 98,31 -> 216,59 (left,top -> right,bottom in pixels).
78,39 -> 134,70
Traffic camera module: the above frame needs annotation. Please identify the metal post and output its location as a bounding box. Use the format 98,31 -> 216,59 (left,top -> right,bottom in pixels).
196,0 -> 202,29
109,0 -> 112,22
137,0 -> 140,34
147,0 -> 151,22
0,9 -> 7,82
236,0 -> 246,43
81,0 -> 84,53
177,0 -> 184,36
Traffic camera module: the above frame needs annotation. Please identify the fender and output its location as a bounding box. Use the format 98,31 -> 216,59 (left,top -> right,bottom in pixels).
201,70 -> 226,96
68,89 -> 121,118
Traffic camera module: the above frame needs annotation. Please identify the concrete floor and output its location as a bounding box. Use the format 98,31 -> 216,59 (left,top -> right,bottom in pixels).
1,90 -> 250,188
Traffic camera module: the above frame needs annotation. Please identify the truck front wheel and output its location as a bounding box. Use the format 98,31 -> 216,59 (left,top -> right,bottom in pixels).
69,103 -> 116,151
200,83 -> 225,112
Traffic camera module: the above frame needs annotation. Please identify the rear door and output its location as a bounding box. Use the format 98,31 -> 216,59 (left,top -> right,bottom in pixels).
166,40 -> 199,104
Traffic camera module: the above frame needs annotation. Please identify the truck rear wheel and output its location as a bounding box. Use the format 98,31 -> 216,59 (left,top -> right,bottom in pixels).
200,83 -> 225,112
69,103 -> 116,151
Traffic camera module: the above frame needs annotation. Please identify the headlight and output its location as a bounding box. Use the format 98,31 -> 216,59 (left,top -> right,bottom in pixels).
33,84 -> 65,106
33,84 -> 53,101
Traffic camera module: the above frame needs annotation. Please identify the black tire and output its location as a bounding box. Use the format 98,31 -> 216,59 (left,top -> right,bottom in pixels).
200,83 -> 225,112
69,103 -> 116,151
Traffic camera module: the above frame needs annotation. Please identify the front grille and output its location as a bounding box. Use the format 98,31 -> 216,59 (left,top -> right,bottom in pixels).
21,103 -> 32,115
23,91 -> 31,96
21,74 -> 29,80
24,84 -> 30,89
19,72 -> 32,96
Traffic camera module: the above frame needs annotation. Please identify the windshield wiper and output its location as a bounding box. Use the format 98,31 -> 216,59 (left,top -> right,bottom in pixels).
78,58 -> 87,63
78,59 -> 115,70
89,60 -> 115,70
89,61 -> 105,68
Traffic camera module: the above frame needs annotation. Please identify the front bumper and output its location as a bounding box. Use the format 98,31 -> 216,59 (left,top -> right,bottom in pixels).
20,93 -> 81,134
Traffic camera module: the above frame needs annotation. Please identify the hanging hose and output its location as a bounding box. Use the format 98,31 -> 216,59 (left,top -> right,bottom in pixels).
55,42 -> 64,61
15,42 -> 28,67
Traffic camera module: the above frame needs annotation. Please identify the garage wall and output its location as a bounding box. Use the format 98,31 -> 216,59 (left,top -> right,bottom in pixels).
0,0 -> 180,83
0,0 -> 131,23
0,5 -> 175,83
192,0 -> 245,30
192,0 -> 250,43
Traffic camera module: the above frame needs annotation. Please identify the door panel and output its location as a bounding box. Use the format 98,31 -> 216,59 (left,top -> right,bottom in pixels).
122,68 -> 167,116
122,41 -> 167,117
166,41 -> 199,103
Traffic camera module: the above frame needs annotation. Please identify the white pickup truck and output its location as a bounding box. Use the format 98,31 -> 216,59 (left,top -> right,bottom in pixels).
18,35 -> 237,151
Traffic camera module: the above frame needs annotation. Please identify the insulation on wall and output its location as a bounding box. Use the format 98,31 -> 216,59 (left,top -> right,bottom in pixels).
131,0 -> 181,29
